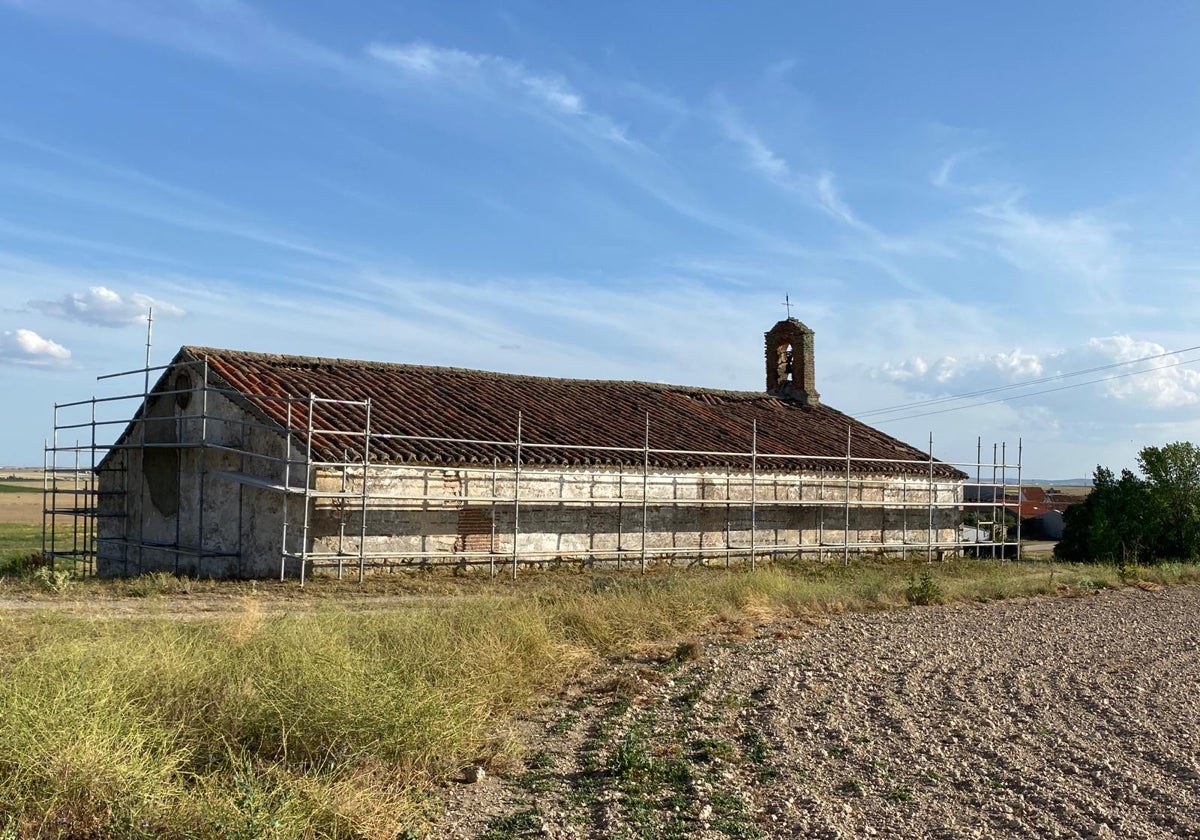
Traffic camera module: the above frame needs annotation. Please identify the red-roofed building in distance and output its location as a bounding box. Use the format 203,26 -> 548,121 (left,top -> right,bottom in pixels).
999,485 -> 1088,540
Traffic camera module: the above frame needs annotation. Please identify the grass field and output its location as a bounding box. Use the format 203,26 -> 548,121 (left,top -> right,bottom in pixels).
0,523 -> 43,556
2,522 -> 1198,838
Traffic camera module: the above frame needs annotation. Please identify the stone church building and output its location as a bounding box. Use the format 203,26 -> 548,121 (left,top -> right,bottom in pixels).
94,319 -> 967,578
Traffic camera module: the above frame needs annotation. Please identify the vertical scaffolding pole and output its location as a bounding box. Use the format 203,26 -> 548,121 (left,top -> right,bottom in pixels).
51,405 -> 59,567
299,394 -> 315,587
121,415 -> 130,574
641,412 -> 649,575
490,457 -> 498,578
337,452 -> 348,578
975,436 -> 982,553
173,415 -> 183,577
73,440 -> 80,561
1001,441 -> 1009,561
991,442 -> 999,560
724,471 -> 731,569
512,412 -> 522,580
844,425 -> 852,566
927,432 -> 935,563
819,476 -> 825,555
88,397 -> 97,574
279,401 -> 293,581
137,310 -> 151,575
796,471 -> 804,561
358,398 -> 372,584
41,439 -> 48,560
750,420 -> 758,571
616,460 -> 624,568
1016,438 -> 1024,562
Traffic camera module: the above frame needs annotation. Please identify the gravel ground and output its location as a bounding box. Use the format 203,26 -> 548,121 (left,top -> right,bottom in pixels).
435,585 -> 1200,839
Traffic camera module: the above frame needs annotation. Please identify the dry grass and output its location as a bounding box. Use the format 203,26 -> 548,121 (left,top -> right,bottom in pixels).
2,532 -> 1200,837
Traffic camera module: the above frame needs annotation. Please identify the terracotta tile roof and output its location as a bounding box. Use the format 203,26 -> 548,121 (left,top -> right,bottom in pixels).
1004,501 -> 1055,519
181,346 -> 966,478
1021,486 -> 1047,504
1000,487 -> 1082,517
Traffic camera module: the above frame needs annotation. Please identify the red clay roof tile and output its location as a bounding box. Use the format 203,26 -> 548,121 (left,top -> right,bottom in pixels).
182,346 -> 965,478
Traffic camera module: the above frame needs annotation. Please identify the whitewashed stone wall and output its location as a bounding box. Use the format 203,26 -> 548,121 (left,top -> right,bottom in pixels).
96,372 -> 303,578
308,463 -> 963,567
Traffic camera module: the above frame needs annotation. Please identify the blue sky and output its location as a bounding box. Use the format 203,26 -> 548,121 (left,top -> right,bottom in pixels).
2,1 -> 1199,478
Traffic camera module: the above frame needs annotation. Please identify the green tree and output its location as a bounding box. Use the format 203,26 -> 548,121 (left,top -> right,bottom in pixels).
1056,466 -> 1152,564
1137,442 -> 1200,559
1057,441 -> 1200,564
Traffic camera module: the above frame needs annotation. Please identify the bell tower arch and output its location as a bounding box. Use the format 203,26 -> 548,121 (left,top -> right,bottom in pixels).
765,318 -> 820,406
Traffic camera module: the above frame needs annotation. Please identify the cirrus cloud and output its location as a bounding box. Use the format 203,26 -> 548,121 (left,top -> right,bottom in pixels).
365,41 -> 634,145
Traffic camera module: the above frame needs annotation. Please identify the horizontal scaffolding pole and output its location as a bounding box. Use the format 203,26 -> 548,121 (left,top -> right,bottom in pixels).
288,537 -> 979,564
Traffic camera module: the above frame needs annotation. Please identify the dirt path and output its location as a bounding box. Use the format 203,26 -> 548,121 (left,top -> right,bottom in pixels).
436,586 -> 1200,839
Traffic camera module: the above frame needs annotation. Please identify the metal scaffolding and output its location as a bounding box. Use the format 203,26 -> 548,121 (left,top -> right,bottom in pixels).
44,357 -> 1025,580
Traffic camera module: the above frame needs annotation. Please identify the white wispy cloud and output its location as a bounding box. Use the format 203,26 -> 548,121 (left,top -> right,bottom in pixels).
815,171 -> 869,230
931,147 -> 989,189
972,197 -> 1128,312
0,155 -> 361,267
716,102 -> 877,234
925,147 -> 1131,314
30,286 -> 185,328
0,328 -> 71,366
718,108 -> 791,181
0,0 -> 348,74
2,4 -> 627,145
368,42 -> 483,77
368,41 -> 609,128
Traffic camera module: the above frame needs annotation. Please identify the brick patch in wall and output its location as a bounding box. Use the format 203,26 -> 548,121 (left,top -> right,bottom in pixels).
455,507 -> 496,553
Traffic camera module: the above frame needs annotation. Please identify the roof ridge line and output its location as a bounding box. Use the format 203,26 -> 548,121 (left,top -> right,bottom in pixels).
182,345 -> 799,401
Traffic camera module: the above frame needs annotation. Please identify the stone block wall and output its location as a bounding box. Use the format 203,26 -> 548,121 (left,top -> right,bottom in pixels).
96,376 -> 303,578
307,463 -> 963,566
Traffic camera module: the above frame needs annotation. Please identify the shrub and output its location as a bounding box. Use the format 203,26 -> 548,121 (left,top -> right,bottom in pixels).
905,568 -> 943,606
32,566 -> 73,594
0,552 -> 40,578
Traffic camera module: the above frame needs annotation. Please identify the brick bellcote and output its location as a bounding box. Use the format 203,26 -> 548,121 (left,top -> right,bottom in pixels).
765,318 -> 820,406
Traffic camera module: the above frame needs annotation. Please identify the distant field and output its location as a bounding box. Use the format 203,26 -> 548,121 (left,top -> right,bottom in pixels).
0,471 -> 92,526
0,473 -> 46,526
0,491 -> 41,526
0,469 -> 43,481
1048,485 -> 1092,497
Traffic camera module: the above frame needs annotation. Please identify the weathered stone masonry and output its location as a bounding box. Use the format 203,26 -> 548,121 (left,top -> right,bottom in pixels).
94,318 -> 968,578
308,465 -> 961,564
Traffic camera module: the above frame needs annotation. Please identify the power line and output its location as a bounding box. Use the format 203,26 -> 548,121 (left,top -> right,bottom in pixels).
870,354 -> 1200,425
856,343 -> 1200,420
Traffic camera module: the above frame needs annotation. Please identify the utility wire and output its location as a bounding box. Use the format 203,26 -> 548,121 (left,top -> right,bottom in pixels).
856,343 -> 1200,420
870,354 -> 1200,425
